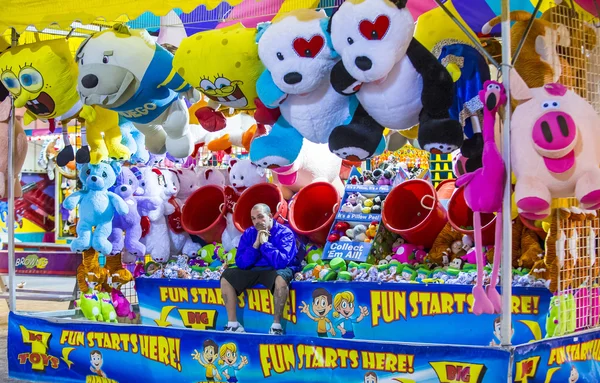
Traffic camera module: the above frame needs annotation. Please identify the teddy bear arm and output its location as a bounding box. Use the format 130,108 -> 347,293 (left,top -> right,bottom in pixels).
330,60 -> 361,95
427,223 -> 463,264
256,70 -> 287,108
63,191 -> 83,210
108,192 -> 129,216
406,38 -> 454,116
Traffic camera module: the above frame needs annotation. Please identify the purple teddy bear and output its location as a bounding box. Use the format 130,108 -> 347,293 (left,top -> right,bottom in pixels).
108,167 -> 160,258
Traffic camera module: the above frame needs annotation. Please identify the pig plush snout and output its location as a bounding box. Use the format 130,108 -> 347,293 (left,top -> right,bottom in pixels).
532,111 -> 577,156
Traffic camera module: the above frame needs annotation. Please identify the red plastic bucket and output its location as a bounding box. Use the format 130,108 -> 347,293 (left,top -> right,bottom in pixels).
181,185 -> 227,243
447,186 -> 497,246
289,182 -> 340,246
233,183 -> 288,232
382,179 -> 447,248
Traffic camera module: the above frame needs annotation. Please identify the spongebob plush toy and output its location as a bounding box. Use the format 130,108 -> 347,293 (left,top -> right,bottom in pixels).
415,1 -> 490,171
173,23 -> 265,131
0,39 -> 129,165
76,24 -> 199,159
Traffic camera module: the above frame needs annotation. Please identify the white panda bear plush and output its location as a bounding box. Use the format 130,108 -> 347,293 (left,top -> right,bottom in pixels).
327,0 -> 464,155
249,9 -> 386,167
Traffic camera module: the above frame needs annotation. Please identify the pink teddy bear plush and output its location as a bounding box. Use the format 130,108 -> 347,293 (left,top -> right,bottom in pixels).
392,243 -> 427,265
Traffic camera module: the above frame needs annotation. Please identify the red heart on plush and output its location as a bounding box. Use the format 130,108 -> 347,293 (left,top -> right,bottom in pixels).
195,107 -> 227,132
293,35 -> 325,58
254,98 -> 281,125
359,15 -> 390,41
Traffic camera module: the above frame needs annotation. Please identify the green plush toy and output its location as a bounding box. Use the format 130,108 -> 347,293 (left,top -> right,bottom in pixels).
329,257 -> 347,272
223,248 -> 237,266
545,295 -> 562,338
198,244 -> 225,266
338,271 -> 353,281
416,267 -> 432,281
319,268 -> 337,281
98,292 -> 118,323
306,247 -> 324,264
77,289 -> 103,321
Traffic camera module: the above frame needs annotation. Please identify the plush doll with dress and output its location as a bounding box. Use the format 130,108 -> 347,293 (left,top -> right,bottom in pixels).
109,166 -> 160,261
327,0 -> 464,156
64,162 -> 129,255
250,9 -> 385,166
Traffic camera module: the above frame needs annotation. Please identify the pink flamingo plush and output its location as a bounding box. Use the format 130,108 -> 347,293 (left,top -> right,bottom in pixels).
455,80 -> 507,315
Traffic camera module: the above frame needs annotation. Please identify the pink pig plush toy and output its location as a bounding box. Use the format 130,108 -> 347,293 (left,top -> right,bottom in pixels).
511,69 -> 600,219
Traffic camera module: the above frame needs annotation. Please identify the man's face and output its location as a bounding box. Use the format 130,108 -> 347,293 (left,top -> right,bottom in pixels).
204,346 -> 216,363
251,207 -> 272,231
364,374 -> 377,383
91,353 -> 103,369
312,295 -> 332,318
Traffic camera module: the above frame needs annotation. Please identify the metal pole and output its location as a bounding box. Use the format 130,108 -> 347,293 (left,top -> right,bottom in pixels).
512,0 -> 544,66
433,0 -> 501,69
7,28 -> 18,312
500,0 -> 513,354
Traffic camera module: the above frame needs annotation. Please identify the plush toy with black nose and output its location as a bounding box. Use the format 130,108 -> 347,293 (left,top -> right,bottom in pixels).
327,0 -> 464,156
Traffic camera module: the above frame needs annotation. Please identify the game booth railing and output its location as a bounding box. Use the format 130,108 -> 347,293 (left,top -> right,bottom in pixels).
2,0 -> 600,382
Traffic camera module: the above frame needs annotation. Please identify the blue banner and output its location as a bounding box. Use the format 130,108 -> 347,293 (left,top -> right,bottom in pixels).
513,330 -> 600,382
136,278 -> 552,346
8,311 -> 511,383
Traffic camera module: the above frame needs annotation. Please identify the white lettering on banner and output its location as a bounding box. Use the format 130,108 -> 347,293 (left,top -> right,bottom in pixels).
331,242 -> 364,252
118,103 -> 158,118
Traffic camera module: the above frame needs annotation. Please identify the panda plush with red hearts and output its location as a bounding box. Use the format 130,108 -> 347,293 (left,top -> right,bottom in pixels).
327,0 -> 464,155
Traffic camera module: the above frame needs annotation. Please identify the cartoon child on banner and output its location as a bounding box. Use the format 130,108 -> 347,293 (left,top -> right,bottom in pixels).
364,371 -> 378,383
332,291 -> 370,339
300,288 -> 336,337
192,339 -> 223,382
89,350 -> 107,378
569,365 -> 580,383
218,342 -> 249,383
489,316 -> 514,346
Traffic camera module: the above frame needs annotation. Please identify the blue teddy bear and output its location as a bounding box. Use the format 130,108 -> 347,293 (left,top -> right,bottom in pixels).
249,10 -> 386,169
63,162 -> 129,255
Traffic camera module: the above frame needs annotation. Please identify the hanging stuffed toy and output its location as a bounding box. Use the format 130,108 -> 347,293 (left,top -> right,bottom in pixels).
104,253 -> 136,320
415,1 -> 491,171
510,69 -> 600,220
168,168 -> 203,256
455,80 -> 506,315
270,138 -> 345,199
109,166 -> 160,261
75,249 -> 106,321
326,0 -> 464,156
139,167 -> 176,263
63,162 -> 129,255
0,93 -> 27,199
482,11 -> 571,91
0,38 -> 129,166
173,23 -> 268,131
250,9 -> 385,166
221,159 -> 267,251
75,24 -> 199,159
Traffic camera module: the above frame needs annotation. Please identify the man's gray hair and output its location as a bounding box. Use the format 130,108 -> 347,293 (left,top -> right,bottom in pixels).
251,203 -> 271,215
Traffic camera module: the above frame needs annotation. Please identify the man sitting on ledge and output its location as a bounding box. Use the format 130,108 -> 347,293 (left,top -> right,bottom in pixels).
220,203 -> 299,335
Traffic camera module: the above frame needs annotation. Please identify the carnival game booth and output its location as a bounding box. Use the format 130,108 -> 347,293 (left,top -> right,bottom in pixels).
3,0 -> 600,382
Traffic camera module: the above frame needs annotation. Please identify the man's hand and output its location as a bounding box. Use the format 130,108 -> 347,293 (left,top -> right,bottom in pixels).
340,328 -> 346,335
329,328 -> 336,336
259,230 -> 269,245
253,232 -> 262,249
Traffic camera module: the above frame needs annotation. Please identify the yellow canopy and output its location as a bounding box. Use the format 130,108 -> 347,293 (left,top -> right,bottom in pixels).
0,0 -> 243,34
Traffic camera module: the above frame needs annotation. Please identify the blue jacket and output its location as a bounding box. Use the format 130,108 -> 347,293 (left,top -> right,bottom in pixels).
236,222 -> 300,272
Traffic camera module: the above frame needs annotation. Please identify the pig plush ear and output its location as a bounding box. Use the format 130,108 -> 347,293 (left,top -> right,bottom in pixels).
204,169 -> 213,180
228,159 -> 238,173
509,68 -> 533,102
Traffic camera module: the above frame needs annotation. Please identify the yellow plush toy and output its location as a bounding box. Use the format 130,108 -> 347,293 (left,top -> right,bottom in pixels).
173,24 -> 265,131
0,39 -> 128,165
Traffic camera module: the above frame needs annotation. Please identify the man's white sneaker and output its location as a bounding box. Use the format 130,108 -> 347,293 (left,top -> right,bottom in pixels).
269,327 -> 284,335
224,324 -> 245,333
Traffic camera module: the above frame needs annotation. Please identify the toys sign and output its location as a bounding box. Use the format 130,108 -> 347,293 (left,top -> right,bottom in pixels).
9,311 -> 511,383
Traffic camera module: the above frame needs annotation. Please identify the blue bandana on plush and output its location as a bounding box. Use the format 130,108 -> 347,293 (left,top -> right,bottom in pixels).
249,9 -> 386,168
